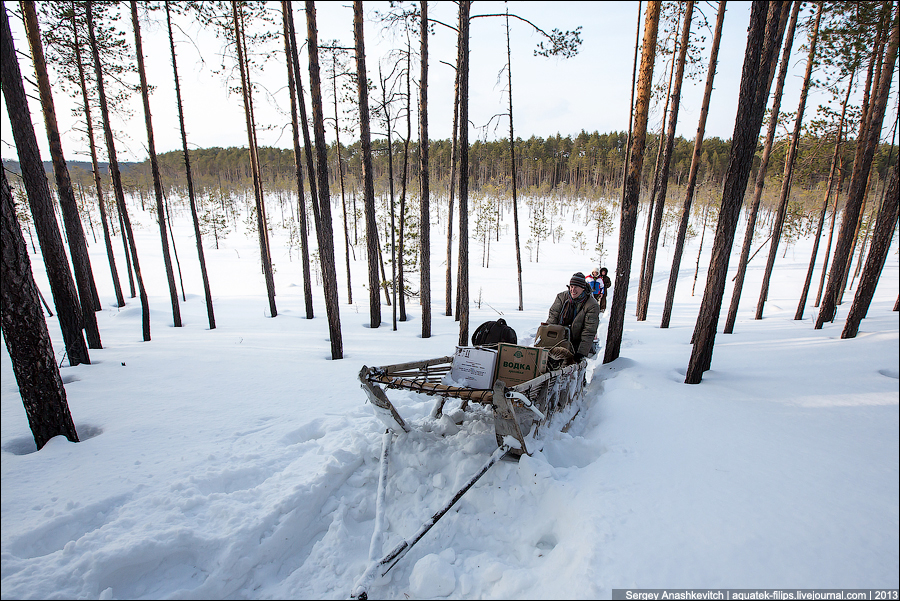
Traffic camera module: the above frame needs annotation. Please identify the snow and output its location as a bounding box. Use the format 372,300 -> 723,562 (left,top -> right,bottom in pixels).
2,194 -> 898,599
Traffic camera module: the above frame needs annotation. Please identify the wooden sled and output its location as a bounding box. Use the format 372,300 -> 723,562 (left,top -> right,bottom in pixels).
358,352 -> 588,457
351,351 -> 590,598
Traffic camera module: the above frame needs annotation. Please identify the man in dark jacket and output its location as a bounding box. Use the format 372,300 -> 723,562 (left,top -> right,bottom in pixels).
547,272 -> 600,361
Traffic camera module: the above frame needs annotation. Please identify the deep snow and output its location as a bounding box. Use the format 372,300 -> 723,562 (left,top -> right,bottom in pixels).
2,192 -> 898,599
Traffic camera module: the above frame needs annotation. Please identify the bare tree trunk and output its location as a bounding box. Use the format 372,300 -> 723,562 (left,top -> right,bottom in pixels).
755,2 -> 821,320
457,0 -> 471,346
637,9 -> 678,317
636,0 -> 694,322
1,168 -> 79,450
841,163 -> 898,338
306,0 -> 343,358
661,0 -> 725,329
354,0 -> 381,329
22,0 -> 102,350
446,63 -> 460,317
419,0 -> 431,338
815,158 -> 846,307
232,1 -> 276,318
70,3 -> 124,310
620,0 -> 643,218
377,66 -> 398,329
603,0 -> 660,364
165,0 -> 214,329
686,0 -> 787,383
722,0 -> 797,333
505,9 -> 524,312
817,2 -> 898,328
3,3 -> 90,364
132,0 -> 182,328
284,1 -> 315,320
395,46 -> 413,323
331,53 -> 353,305
795,70 -> 853,320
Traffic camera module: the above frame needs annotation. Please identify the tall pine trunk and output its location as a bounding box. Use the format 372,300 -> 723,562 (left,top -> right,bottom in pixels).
603,0 -> 660,364
306,0 -> 343,358
446,63 -> 460,317
755,2 -> 821,320
2,2 -> 90,364
354,0 -> 381,329
232,1 -> 276,318
166,0 -> 215,330
1,167 -> 79,450
795,72 -> 853,320
505,9 -> 524,312
817,2 -> 897,328
131,0 -> 182,328
723,0 -> 796,333
283,1 -> 315,320
86,0 -> 149,341
419,0 -> 431,338
636,0 -> 694,322
685,1 -> 787,383
457,0 -> 471,346
70,2 -> 124,310
22,1 -> 102,350
661,0 -> 725,329
841,164 -> 898,338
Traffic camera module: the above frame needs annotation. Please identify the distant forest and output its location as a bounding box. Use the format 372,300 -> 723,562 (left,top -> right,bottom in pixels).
5,128 -> 896,214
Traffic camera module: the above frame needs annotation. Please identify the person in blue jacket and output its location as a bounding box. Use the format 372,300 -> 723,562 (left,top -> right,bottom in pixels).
587,267 -> 604,301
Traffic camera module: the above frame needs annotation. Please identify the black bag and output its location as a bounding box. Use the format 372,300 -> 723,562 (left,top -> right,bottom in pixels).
472,318 -> 517,347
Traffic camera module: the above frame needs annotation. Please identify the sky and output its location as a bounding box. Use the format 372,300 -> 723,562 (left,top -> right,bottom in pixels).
2,179 -> 898,598
3,1 -> 873,165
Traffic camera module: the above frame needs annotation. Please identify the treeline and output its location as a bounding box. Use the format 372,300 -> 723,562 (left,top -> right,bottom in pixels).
42,131 -> 896,208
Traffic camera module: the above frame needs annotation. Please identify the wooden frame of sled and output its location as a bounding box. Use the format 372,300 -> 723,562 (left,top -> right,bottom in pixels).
358,353 -> 588,457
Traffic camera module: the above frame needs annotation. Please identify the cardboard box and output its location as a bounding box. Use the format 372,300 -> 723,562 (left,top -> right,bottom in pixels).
449,346 -> 498,389
494,343 -> 549,387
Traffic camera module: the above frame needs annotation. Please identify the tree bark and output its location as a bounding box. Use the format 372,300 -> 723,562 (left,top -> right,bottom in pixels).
232,1 -> 276,318
284,1 -> 315,320
661,0 -> 725,329
817,2 -> 898,328
2,2 -> 90,365
1,167 -> 79,450
69,2 -> 124,310
419,0 -> 431,338
457,0 -> 471,346
306,0 -> 343,358
795,70 -> 854,321
723,0 -> 797,334
685,0 -> 786,384
166,0 -> 215,330
755,2 -> 821,320
637,9 -> 678,318
86,0 -> 149,341
603,0 -> 660,364
22,0 -> 102,352
132,0 -> 182,328
505,9 -> 524,312
636,0 -> 694,322
446,62 -> 459,317
815,157 -> 846,307
841,163 -> 898,338
354,0 -> 382,329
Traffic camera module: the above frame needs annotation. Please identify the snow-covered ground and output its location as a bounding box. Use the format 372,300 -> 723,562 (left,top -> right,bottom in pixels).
2,193 -> 898,599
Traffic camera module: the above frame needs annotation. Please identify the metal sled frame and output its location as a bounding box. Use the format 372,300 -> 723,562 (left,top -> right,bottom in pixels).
358,353 -> 588,457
